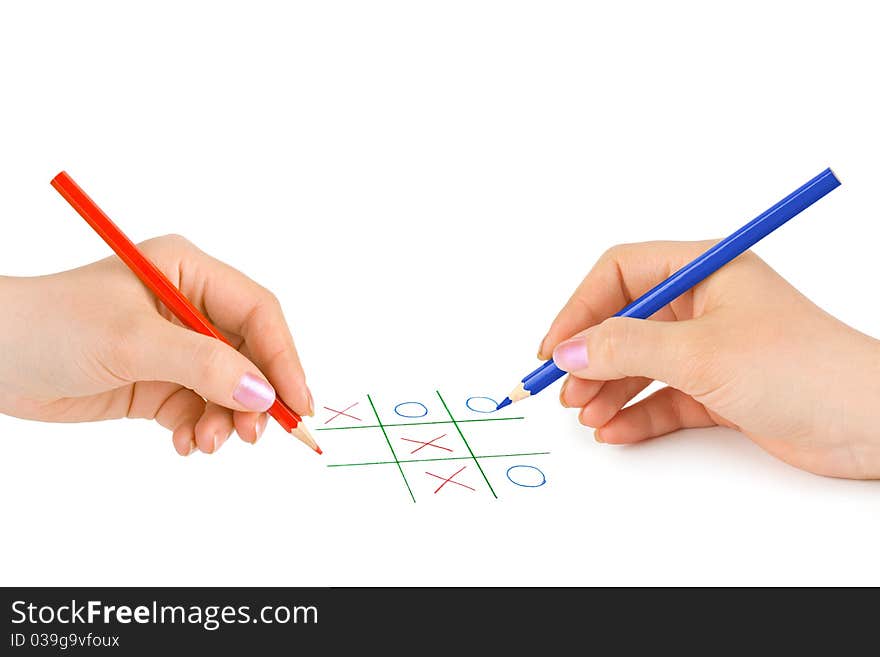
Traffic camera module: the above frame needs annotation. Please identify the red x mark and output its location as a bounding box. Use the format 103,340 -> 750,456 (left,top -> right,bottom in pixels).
400,433 -> 451,455
323,402 -> 362,424
425,466 -> 475,494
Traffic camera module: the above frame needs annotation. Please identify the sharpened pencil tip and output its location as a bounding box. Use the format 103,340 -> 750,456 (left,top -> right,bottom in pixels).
315,445 -> 323,455
496,397 -> 512,410
291,423 -> 322,455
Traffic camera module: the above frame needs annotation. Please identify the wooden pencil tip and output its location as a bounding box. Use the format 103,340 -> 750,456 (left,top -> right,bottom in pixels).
291,423 -> 321,454
315,444 -> 323,455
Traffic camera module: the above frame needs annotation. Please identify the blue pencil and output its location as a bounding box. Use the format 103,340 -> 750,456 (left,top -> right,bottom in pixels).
496,168 -> 841,410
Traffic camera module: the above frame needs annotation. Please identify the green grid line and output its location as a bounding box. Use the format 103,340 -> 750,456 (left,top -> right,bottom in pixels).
366,394 -> 415,503
317,416 -> 525,431
436,390 -> 497,499
327,451 -> 551,468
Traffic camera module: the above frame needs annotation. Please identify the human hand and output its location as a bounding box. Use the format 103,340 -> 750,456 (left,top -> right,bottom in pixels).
539,241 -> 880,479
0,234 -> 313,456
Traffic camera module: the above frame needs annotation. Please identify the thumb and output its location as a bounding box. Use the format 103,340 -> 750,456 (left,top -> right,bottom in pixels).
552,316 -> 703,391
126,322 -> 277,412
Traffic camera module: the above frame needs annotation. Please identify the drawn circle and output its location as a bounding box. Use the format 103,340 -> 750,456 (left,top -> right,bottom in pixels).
506,465 -> 547,488
465,396 -> 499,413
394,401 -> 428,418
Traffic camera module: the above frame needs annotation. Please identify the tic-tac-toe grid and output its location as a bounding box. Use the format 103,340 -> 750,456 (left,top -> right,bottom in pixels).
319,390 -> 550,502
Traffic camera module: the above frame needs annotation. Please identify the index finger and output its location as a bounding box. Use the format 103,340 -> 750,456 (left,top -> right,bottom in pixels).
538,240 -> 713,359
145,235 -> 312,417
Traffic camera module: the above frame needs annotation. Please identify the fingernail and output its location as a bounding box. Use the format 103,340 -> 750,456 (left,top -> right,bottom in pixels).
213,429 -> 232,453
553,336 -> 589,372
187,441 -> 198,455
254,414 -> 268,443
306,388 -> 315,417
233,373 -> 276,412
537,336 -> 548,359
595,430 -> 604,444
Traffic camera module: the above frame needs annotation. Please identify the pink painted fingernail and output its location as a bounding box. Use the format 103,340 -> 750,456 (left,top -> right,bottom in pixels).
233,373 -> 275,412
553,337 -> 589,372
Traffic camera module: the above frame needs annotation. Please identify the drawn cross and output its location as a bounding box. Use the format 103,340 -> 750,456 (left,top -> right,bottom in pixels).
425,466 -> 475,494
400,433 -> 451,455
323,402 -> 362,425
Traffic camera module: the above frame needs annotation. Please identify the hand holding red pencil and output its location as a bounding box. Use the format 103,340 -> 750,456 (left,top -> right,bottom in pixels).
0,184 -> 318,456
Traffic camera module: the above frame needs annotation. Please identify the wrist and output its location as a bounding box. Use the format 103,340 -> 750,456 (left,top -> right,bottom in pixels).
0,275 -> 39,390
844,331 -> 880,444
0,276 -> 21,405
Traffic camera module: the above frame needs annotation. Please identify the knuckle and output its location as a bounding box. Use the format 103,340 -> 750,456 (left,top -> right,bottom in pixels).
672,325 -> 724,393
254,288 -> 284,325
162,233 -> 192,249
192,338 -> 227,382
98,318 -> 150,381
596,317 -> 631,374
137,234 -> 193,259
566,293 -> 597,325
737,249 -> 761,266
261,287 -> 281,309
600,243 -> 630,263
602,241 -> 647,262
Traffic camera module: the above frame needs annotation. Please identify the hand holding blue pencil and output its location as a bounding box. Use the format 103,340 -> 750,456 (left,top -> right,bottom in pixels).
496,168 -> 841,409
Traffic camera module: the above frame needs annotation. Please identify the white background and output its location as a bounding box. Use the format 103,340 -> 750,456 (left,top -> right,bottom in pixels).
1,1 -> 878,586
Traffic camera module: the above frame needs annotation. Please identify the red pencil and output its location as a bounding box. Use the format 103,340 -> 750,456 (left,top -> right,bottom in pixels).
51,170 -> 321,455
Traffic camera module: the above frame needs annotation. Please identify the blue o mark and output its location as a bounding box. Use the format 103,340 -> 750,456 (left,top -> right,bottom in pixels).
394,401 -> 428,418
465,396 -> 498,414
506,465 -> 547,488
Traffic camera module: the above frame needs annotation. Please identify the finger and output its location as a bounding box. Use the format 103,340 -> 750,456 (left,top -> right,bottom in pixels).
194,402 -> 235,454
240,343 -> 311,418
152,386 -> 207,456
538,241 -> 713,359
595,386 -> 716,444
577,377 -> 652,428
234,294 -> 310,417
156,238 -> 312,417
121,320 -> 277,413
234,410 -> 269,444
560,376 -> 604,409
553,316 -> 706,393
